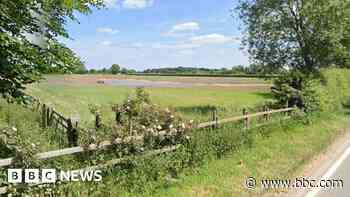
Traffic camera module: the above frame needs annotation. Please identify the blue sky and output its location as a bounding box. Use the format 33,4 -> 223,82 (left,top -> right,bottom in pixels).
63,0 -> 249,70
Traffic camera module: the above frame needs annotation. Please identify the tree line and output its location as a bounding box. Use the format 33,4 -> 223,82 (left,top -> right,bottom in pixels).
142,64 -> 280,75
86,64 -> 137,75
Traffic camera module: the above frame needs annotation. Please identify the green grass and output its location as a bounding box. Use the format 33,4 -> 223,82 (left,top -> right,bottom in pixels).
5,74 -> 349,196
1,88 -> 349,196
148,113 -> 350,197
24,112 -> 348,197
27,82 -> 270,125
0,99 -> 63,152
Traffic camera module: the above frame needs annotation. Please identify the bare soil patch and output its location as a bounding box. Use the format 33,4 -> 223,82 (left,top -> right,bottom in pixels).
43,74 -> 271,91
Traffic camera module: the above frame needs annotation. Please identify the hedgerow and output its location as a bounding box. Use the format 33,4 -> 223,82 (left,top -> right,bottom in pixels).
272,68 -> 350,113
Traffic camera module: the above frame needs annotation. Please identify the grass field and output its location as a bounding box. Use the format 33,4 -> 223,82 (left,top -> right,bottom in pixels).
2,74 -> 350,196
26,75 -> 272,125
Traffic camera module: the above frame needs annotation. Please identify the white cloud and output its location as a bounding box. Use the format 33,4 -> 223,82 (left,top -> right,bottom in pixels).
131,42 -> 145,48
103,0 -> 119,8
153,34 -> 238,50
100,41 -> 112,46
164,22 -> 200,37
123,0 -> 154,9
189,34 -> 235,45
97,27 -> 120,35
171,22 -> 200,33
152,43 -> 200,50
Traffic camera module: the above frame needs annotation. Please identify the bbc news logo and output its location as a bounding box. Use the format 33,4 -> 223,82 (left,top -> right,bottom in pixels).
7,169 -> 102,183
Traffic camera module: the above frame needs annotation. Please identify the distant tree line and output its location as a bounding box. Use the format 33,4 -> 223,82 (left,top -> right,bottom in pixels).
142,64 -> 281,75
46,63 -> 279,76
85,64 -> 137,75
45,63 -> 137,75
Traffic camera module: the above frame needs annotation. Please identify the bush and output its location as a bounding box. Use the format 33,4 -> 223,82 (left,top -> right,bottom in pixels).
272,68 -> 350,113
321,69 -> 350,110
271,69 -> 307,108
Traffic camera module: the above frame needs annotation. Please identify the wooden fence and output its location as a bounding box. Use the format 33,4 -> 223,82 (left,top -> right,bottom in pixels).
25,96 -> 79,147
0,107 -> 295,168
0,106 -> 295,194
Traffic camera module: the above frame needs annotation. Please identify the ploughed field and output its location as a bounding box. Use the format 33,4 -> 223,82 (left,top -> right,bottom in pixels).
27,74 -> 272,125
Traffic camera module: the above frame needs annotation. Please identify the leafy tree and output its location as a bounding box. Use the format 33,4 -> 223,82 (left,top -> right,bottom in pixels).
110,64 -> 121,74
101,68 -> 108,74
121,68 -> 129,74
89,69 -> 97,74
74,63 -> 88,74
237,0 -> 350,74
0,0 -> 103,100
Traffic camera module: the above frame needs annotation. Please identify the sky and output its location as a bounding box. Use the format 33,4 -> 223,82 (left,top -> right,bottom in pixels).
63,0 -> 249,71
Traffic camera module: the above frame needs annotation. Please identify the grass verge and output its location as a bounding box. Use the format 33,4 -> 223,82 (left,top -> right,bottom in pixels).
36,112 -> 350,196
150,113 -> 350,197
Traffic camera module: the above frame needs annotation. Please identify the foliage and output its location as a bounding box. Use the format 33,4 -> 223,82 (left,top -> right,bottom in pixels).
320,69 -> 350,110
0,127 -> 41,168
110,64 -> 121,74
237,0 -> 350,74
142,65 -> 280,75
86,66 -> 136,74
272,68 -> 350,112
271,69 -> 306,107
0,0 -> 103,100
110,88 -> 189,139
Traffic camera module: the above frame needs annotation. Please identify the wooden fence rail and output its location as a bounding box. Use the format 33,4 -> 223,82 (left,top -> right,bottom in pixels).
0,107 -> 295,168
0,145 -> 180,195
0,106 -> 296,195
24,95 -> 79,147
197,107 -> 295,129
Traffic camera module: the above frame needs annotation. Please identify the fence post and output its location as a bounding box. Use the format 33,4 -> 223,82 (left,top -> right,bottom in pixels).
46,107 -> 51,126
211,109 -> 218,129
126,114 -> 133,136
243,108 -> 249,129
285,100 -> 289,116
263,106 -> 269,122
36,100 -> 40,112
115,111 -> 122,125
95,113 -> 102,129
67,118 -> 78,147
42,104 -> 47,128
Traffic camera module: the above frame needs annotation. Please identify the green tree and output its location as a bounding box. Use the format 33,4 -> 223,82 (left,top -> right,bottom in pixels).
110,64 -> 121,74
74,63 -> 88,74
237,0 -> 350,74
89,69 -> 97,74
0,0 -> 103,100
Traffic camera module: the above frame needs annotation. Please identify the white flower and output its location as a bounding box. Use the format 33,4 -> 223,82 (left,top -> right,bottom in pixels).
169,124 -> 173,129
157,125 -> 162,130
181,123 -> 186,129
12,127 -> 17,132
141,125 -> 146,129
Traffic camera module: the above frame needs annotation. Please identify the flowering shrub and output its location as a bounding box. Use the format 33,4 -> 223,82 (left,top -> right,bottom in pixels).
110,88 -> 190,139
0,127 -> 40,168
